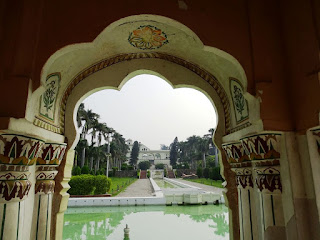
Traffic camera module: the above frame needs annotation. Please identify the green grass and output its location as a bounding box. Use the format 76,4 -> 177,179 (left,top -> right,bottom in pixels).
184,178 -> 224,188
109,177 -> 137,196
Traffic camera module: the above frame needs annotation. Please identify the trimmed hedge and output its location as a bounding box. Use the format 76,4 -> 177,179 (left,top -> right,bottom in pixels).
94,175 -> 111,194
197,167 -> 203,178
203,167 -> 210,179
155,163 -> 164,169
138,161 -> 150,170
68,174 -> 111,195
210,167 -> 223,180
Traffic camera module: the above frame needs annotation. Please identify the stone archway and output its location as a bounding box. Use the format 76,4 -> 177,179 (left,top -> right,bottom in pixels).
0,14 -> 264,240
41,14 -> 259,239
53,55 -> 241,238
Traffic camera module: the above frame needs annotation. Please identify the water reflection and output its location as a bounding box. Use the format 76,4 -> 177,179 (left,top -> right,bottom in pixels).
63,205 -> 229,240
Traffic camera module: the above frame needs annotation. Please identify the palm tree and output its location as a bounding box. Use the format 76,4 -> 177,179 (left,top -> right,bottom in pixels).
76,105 -> 100,167
208,128 -> 219,167
110,132 -> 129,170
91,122 -> 110,173
198,136 -> 210,168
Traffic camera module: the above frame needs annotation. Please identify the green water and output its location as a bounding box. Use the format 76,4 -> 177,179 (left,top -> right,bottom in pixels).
154,179 -> 179,189
63,205 -> 229,240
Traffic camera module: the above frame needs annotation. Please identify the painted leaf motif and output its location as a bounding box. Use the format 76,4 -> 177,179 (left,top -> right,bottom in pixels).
233,85 -> 245,116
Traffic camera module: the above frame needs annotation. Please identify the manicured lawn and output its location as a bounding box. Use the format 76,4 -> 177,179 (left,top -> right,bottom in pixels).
184,178 -> 224,188
109,177 -> 137,196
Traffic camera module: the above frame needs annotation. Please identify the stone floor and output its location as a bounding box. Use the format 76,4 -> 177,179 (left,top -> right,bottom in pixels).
115,178 -> 224,197
116,179 -> 153,197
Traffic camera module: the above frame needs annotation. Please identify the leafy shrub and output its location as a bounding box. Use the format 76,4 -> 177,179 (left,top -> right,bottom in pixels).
203,167 -> 210,179
72,166 -> 81,176
210,167 -> 223,180
128,165 -> 134,170
155,163 -> 165,169
94,175 -> 111,194
68,174 -> 95,195
121,163 -> 128,170
81,165 -> 89,174
68,174 -> 112,195
138,161 -> 151,170
197,167 -> 203,178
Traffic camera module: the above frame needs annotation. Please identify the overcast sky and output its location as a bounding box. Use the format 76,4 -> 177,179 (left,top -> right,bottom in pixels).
82,74 -> 217,150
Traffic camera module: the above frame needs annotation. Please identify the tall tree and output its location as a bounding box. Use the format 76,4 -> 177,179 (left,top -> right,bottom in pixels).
110,132 -> 129,169
186,135 -> 201,169
208,128 -> 219,167
170,137 -> 179,167
198,136 -> 210,168
76,104 -> 100,167
130,141 -> 139,167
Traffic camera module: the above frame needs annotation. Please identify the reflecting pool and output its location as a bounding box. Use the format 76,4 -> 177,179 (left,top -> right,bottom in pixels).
63,205 -> 229,240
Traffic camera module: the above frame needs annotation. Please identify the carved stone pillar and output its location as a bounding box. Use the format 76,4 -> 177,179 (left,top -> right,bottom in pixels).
241,133 -> 285,238
31,142 -> 66,240
0,132 -> 44,240
310,127 -> 320,222
222,141 -> 258,240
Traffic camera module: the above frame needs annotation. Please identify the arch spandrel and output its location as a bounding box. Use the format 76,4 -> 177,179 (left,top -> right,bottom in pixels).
33,15 -> 252,138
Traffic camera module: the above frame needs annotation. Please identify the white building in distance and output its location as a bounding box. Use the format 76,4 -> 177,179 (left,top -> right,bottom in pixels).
126,139 -> 170,167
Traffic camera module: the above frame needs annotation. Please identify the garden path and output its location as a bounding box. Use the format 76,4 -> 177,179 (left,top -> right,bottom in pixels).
116,179 -> 153,197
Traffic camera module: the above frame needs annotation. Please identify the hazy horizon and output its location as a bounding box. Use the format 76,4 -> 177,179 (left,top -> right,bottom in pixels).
82,74 -> 217,150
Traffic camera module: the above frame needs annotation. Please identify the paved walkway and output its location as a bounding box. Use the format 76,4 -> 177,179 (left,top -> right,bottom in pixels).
173,178 -> 224,195
116,179 -> 153,197
115,178 -> 224,197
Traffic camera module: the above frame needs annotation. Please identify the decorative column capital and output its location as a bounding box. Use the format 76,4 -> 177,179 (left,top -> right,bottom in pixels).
0,171 -> 32,203
0,132 -> 45,166
222,142 -> 253,189
240,132 -> 281,161
233,168 -> 254,189
240,132 -> 283,193
0,132 -> 46,202
35,142 -> 67,195
222,141 -> 250,167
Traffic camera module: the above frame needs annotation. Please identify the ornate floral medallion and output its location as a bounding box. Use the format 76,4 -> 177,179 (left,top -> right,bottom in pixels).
128,25 -> 168,50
